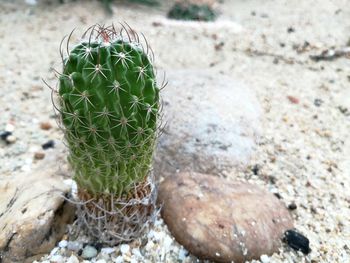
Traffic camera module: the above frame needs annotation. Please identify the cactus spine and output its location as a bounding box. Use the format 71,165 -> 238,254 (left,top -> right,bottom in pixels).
54,24 -> 161,244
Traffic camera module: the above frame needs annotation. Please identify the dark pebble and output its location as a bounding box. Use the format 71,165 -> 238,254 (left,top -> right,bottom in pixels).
42,140 -> 55,150
314,98 -> 323,107
269,175 -> 277,184
287,27 -> 295,33
0,131 -> 12,141
274,192 -> 282,199
283,229 -> 311,254
288,203 -> 297,210
91,242 -> 103,251
252,164 -> 259,175
338,106 -> 349,116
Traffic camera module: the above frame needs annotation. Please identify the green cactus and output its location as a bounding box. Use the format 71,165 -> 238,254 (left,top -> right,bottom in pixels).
168,1 -> 217,22
58,25 -> 160,199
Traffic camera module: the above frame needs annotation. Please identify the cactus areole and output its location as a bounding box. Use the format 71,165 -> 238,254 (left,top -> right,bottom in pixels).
59,25 -> 159,197
54,24 -> 162,244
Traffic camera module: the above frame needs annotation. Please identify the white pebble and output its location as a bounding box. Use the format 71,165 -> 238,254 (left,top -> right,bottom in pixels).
145,240 -> 154,251
147,229 -> 155,239
6,135 -> 16,143
120,244 -> 130,254
131,248 -> 143,259
49,247 -> 59,256
113,256 -> 124,263
260,254 -> 270,263
58,240 -> 68,248
50,255 -> 63,263
163,235 -> 173,252
152,230 -> 164,241
67,241 -> 83,251
178,248 -> 188,260
5,123 -> 15,132
96,260 -> 107,263
101,247 -> 115,254
66,255 -> 79,263
82,245 -> 98,259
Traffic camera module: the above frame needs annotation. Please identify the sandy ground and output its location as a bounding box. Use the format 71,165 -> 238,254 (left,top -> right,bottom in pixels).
0,0 -> 350,262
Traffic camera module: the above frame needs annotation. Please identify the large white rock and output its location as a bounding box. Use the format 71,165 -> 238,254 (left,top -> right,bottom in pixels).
0,153 -> 75,263
154,70 -> 261,175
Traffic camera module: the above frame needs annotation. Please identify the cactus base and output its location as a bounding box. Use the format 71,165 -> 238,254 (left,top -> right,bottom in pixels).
71,175 -> 158,245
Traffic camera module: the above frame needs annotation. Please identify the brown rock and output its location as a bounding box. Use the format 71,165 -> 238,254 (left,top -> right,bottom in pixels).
34,151 -> 45,160
0,154 -> 75,263
158,172 -> 293,263
40,122 -> 52,130
287,95 -> 299,104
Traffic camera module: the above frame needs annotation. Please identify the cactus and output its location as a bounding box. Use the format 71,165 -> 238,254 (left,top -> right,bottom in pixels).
52,24 -> 163,244
168,1 -> 217,22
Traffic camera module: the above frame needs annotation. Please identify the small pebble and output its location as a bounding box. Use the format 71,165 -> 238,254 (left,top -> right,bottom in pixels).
164,235 -> 173,251
274,192 -> 282,199
67,241 -> 83,251
120,244 -> 130,254
260,254 -> 270,263
66,255 -> 79,263
34,152 -> 45,160
288,202 -> 297,210
50,255 -> 63,263
58,240 -> 68,248
114,256 -> 123,263
6,135 -> 16,144
0,131 -> 12,141
178,248 -> 189,260
314,98 -> 323,107
42,139 -> 55,150
287,27 -> 295,33
40,122 -> 52,130
95,260 -> 107,263
132,248 -> 143,259
81,245 -> 98,259
252,164 -> 260,175
5,123 -> 15,132
50,247 -> 59,256
287,95 -> 299,104
101,247 -> 115,254
283,229 -> 311,254
92,242 -> 104,251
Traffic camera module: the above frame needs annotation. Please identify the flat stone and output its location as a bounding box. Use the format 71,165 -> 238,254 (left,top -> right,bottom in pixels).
158,172 -> 293,263
154,70 -> 261,176
0,153 -> 75,263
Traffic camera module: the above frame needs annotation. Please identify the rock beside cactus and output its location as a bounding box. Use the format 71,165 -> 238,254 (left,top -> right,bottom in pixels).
154,70 -> 261,177
0,153 -> 75,263
158,172 -> 294,263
